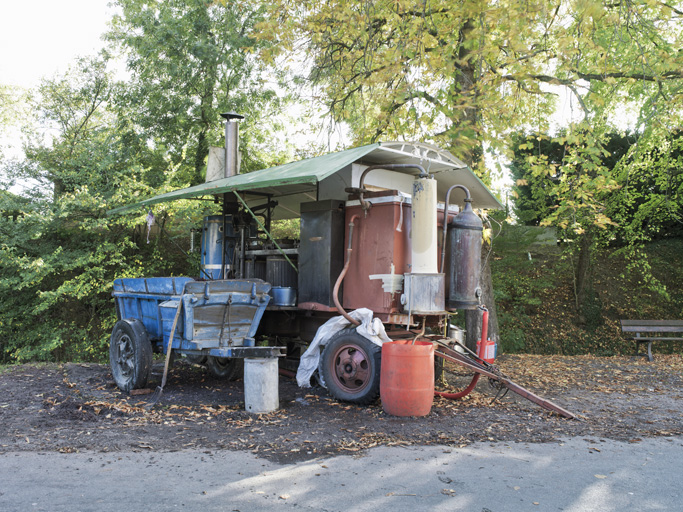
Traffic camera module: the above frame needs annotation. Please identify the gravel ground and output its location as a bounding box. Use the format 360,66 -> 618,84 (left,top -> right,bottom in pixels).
0,353 -> 681,464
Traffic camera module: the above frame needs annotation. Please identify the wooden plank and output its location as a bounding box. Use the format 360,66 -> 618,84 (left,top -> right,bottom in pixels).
621,326 -> 683,333
633,337 -> 683,341
620,319 -> 683,327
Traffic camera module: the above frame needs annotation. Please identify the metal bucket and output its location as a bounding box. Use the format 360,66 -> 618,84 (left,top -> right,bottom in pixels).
403,273 -> 445,314
266,256 -> 297,288
244,357 -> 279,413
271,286 -> 296,307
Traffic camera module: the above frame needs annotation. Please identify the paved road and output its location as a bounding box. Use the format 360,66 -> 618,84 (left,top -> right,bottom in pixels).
1,437 -> 681,511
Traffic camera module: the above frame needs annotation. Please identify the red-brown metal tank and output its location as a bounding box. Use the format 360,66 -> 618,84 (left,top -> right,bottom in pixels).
342,191 -> 411,319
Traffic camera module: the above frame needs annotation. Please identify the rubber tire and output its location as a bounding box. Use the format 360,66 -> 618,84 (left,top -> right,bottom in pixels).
321,327 -> 382,405
185,354 -> 207,365
206,356 -> 243,380
109,319 -> 153,392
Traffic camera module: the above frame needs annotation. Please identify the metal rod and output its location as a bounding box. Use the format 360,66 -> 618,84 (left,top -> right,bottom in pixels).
238,225 -> 245,279
222,193 -> 229,279
440,184 -> 472,273
358,163 -> 428,211
434,343 -> 576,419
232,191 -> 298,273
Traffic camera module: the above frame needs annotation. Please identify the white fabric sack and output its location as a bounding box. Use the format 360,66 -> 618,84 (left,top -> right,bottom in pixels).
296,308 -> 391,388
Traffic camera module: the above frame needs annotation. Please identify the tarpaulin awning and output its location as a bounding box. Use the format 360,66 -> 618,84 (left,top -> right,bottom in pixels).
108,142 -> 503,218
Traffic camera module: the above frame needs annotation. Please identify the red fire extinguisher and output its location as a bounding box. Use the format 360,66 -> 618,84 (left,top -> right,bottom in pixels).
476,307 -> 497,364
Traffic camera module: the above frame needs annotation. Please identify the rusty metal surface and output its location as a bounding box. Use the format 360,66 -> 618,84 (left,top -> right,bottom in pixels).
342,194 -> 411,314
434,342 -> 576,419
207,346 -> 285,358
403,273 -> 445,313
296,302 -> 339,312
446,202 -> 483,310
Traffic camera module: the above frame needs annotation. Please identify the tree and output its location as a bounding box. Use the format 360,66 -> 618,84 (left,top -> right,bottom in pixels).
18,57 -> 115,200
107,0 -> 291,186
511,129 -> 635,318
0,58 -> 186,363
509,133 -> 565,226
256,0 -> 683,344
603,127 -> 683,296
511,131 -> 635,227
258,0 -> 683,182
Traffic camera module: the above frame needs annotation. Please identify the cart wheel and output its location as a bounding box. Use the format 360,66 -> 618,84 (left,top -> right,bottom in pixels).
321,327 -> 381,405
206,356 -> 243,380
109,319 -> 152,392
185,354 -> 207,365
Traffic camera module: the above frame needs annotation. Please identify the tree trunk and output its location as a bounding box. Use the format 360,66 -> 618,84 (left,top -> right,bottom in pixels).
574,231 -> 592,312
53,179 -> 65,202
193,129 -> 209,186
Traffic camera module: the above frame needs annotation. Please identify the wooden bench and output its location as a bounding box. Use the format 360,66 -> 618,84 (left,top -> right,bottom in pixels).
620,320 -> 683,361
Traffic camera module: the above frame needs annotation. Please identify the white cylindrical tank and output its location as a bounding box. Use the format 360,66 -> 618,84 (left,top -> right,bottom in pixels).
411,177 -> 439,274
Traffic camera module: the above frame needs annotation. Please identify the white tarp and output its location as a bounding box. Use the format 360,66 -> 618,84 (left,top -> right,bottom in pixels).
296,308 -> 391,388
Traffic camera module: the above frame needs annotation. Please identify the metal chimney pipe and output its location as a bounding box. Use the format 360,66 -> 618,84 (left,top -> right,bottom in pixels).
220,112 -> 244,178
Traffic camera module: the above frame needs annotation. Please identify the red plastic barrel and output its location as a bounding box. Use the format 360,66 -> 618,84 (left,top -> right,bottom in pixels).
380,341 -> 434,417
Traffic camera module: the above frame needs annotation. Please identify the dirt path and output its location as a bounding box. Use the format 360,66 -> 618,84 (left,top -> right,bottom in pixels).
1,354 -> 681,464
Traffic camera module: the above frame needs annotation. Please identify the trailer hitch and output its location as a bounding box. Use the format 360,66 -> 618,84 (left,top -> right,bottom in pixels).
434,341 -> 577,419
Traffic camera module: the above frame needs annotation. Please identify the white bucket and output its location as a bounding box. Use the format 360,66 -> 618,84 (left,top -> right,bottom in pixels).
244,358 -> 279,413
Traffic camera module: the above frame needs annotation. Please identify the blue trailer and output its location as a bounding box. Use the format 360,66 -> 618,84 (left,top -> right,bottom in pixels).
110,276 -> 282,391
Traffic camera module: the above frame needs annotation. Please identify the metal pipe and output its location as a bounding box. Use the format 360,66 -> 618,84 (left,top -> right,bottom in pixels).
222,194 -> 229,279
439,184 -> 472,273
238,225 -> 246,279
220,112 -> 244,178
434,307 -> 486,399
333,214 -> 361,326
233,191 -> 297,273
411,318 -> 426,345
358,163 -> 428,211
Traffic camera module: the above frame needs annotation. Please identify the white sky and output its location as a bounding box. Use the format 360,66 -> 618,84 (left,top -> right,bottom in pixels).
0,0 -> 114,89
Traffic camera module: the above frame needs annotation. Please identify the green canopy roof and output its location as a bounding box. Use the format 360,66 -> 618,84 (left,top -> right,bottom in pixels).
109,142 -> 502,217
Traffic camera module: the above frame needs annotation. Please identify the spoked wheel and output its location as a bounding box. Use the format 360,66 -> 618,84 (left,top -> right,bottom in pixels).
321,327 -> 382,405
206,356 -> 243,380
109,319 -> 152,392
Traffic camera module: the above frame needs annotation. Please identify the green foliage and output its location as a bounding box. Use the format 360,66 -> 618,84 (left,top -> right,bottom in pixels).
0,57 -> 202,364
607,128 -> 683,246
509,133 -> 564,226
492,231 -> 683,356
0,184 -> 204,363
269,219 -> 300,240
491,237 -> 557,353
108,0 -> 292,185
510,131 -> 635,226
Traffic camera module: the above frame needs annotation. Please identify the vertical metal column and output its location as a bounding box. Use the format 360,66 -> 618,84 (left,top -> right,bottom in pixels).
219,112 -> 244,279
